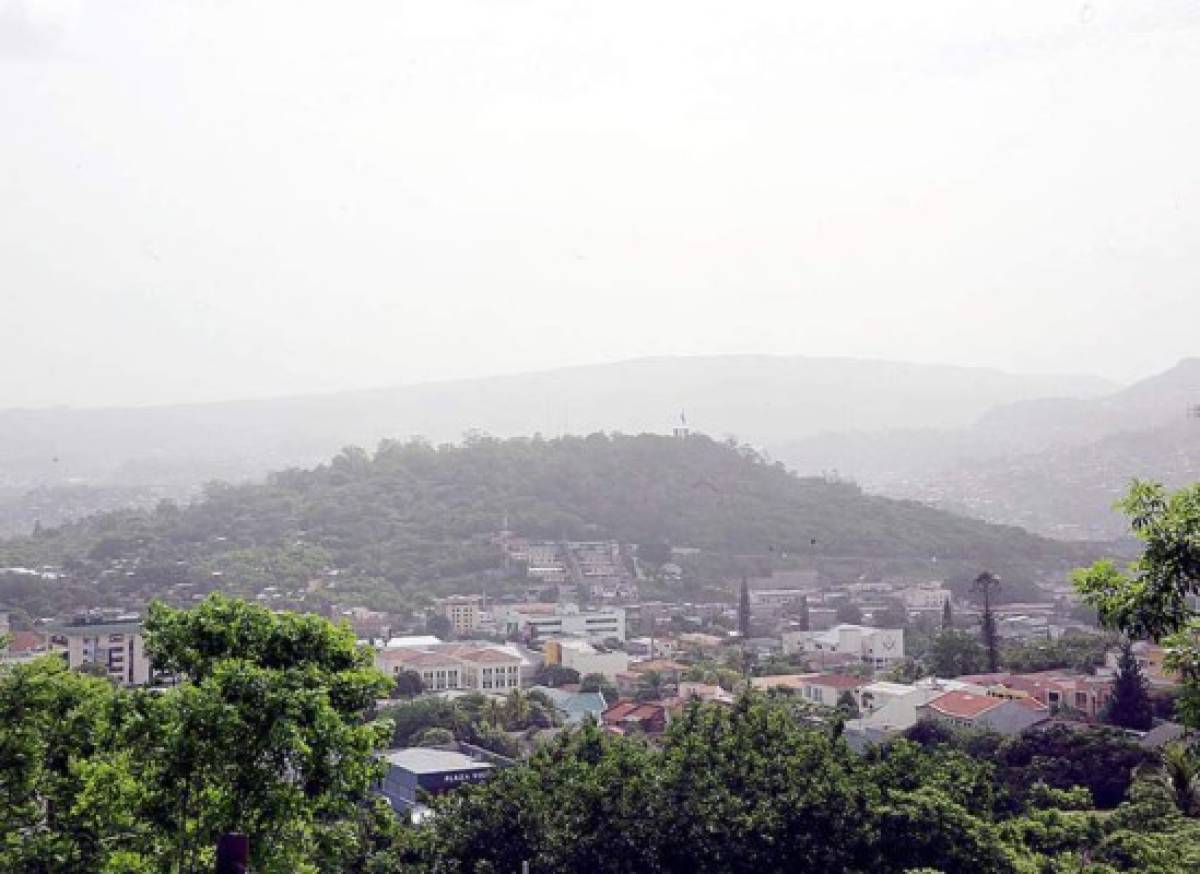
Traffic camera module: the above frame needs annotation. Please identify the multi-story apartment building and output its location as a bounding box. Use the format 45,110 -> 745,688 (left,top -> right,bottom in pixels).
437,595 -> 483,634
53,619 -> 151,686
492,603 -> 626,643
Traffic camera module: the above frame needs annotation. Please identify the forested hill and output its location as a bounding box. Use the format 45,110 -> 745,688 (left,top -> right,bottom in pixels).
0,434 -> 1085,613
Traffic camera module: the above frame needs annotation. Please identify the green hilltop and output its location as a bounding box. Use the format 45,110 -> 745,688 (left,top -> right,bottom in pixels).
0,433 -> 1086,614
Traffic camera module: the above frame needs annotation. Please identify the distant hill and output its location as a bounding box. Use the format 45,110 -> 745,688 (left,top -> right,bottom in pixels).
0,433 -> 1087,617
772,359 -> 1200,539
0,355 -> 1111,535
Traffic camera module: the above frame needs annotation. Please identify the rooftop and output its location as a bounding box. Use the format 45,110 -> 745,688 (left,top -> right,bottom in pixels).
385,635 -> 443,648
926,691 -> 1004,719
383,748 -> 495,775
809,673 -> 867,690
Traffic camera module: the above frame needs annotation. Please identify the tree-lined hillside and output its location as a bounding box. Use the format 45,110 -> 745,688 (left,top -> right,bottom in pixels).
0,355 -> 1111,535
0,433 -> 1083,616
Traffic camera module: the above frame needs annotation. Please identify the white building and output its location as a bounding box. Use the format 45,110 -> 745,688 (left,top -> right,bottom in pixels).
54,619 -> 152,686
545,638 -> 629,680
749,589 -> 808,608
846,684 -> 949,737
899,584 -> 952,612
782,624 -> 905,670
375,642 -> 523,693
493,603 -> 626,643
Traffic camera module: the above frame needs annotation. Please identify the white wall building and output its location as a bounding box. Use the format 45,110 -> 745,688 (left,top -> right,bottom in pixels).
545,639 -> 629,680
899,584 -> 952,612
782,624 -> 905,669
494,603 -> 626,643
375,642 -> 522,693
54,620 -> 151,686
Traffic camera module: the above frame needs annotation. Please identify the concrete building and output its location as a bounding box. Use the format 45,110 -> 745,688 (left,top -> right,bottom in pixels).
899,584 -> 952,612
782,624 -> 904,670
798,674 -> 868,708
376,642 -> 522,693
544,638 -> 629,680
749,589 -> 809,609
52,619 -> 151,686
857,681 -> 921,714
379,748 -> 495,815
845,685 -> 950,738
493,603 -> 626,643
438,595 -> 483,635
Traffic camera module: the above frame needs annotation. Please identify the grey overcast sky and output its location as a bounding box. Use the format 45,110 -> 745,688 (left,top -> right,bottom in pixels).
2,0 -> 1198,408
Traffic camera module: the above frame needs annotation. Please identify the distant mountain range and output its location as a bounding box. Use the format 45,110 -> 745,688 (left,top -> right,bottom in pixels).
0,355 -> 1112,535
772,359 -> 1200,540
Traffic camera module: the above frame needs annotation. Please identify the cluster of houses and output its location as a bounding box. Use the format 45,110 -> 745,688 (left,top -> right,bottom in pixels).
498,537 -> 639,603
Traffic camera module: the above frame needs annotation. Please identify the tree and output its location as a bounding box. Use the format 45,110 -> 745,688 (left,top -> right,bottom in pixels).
738,576 -> 751,639
392,668 -> 424,699
425,612 -> 453,640
536,664 -> 580,688
926,629 -> 986,678
636,670 -> 666,702
0,596 -> 395,873
942,597 -> 953,630
503,688 -> 532,728
973,571 -> 1001,673
139,594 -> 394,872
872,598 -> 908,629
1145,742 -> 1200,817
413,727 -> 456,747
1075,481 -> 1200,730
884,657 -> 924,684
579,672 -> 618,702
837,689 -> 861,718
836,601 -> 863,625
797,595 -> 810,632
1105,640 -> 1154,731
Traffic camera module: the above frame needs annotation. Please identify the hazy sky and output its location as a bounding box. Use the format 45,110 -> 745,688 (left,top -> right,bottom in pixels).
3,0 -> 1199,408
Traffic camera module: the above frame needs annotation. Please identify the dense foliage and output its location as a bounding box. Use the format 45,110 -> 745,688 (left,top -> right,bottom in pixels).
0,434 -> 1080,618
0,595 -> 393,873
384,696 -> 1197,873
1075,481 -> 1200,731
4,594 -> 1199,872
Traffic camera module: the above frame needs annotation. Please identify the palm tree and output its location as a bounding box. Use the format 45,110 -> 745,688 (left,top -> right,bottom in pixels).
504,689 -> 531,729
1148,743 -> 1200,817
636,670 -> 665,702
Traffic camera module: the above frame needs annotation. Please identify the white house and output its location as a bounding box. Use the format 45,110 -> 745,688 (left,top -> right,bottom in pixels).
782,624 -> 904,670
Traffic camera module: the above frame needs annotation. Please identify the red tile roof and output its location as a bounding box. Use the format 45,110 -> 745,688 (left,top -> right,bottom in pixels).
926,691 -> 1004,719
380,649 -> 458,668
808,673 -> 866,691
6,631 -> 46,654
